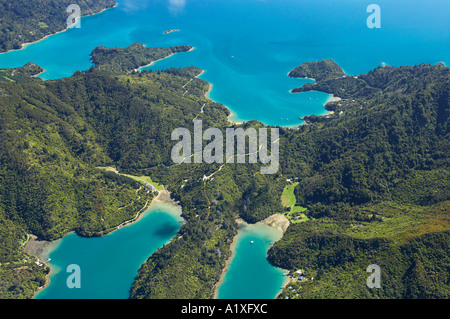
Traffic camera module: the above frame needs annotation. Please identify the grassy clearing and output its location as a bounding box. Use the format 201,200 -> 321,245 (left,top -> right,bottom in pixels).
281,182 -> 309,223
281,182 -> 299,207
97,166 -> 164,191
346,201 -> 450,244
38,22 -> 49,28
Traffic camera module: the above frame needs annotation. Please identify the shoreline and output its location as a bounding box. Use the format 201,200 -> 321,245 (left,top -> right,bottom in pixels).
24,234 -> 61,298
196,69 -> 243,126
134,53 -> 175,72
134,46 -> 195,72
326,95 -> 342,103
259,213 -> 290,234
260,214 -> 291,299
213,219 -> 242,299
289,71 -> 342,124
27,187 -> 181,299
275,270 -> 291,299
322,95 -> 341,117
197,70 -> 215,102
227,111 -> 244,125
213,214 -> 290,299
0,2 -> 118,56
32,68 -> 47,78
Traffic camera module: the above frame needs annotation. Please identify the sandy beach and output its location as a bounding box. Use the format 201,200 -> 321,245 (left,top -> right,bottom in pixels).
228,109 -> 244,125
134,46 -> 195,72
260,214 -> 291,299
260,213 -> 290,234
134,54 -> 175,72
227,111 -> 244,125
205,82 -> 213,98
24,234 -> 59,263
103,187 -> 182,234
32,68 -> 46,78
194,69 -> 212,99
195,69 -> 243,126
327,95 -> 342,103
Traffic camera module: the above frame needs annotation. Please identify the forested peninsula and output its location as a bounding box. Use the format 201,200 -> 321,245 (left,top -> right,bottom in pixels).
0,0 -> 117,53
89,42 -> 193,73
271,59 -> 449,298
0,46 -> 448,299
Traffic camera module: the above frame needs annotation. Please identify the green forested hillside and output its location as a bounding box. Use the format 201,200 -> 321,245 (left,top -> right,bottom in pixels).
269,61 -> 449,299
133,62 -> 449,299
90,42 -> 193,73
284,62 -> 449,217
0,49 -> 448,299
288,59 -> 345,81
0,51 -> 285,298
0,0 -> 117,53
0,63 -> 44,83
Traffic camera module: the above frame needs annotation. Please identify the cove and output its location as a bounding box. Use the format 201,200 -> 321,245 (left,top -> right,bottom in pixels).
0,0 -> 447,127
0,0 -> 447,300
34,200 -> 184,299
216,220 -> 287,299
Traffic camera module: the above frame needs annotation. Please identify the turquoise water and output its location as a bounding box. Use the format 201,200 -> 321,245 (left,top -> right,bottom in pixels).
216,222 -> 287,299
34,202 -> 184,299
1,0 -> 447,299
0,0 -> 447,126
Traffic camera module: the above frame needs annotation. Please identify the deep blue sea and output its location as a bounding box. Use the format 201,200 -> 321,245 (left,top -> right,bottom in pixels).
2,0 -> 448,299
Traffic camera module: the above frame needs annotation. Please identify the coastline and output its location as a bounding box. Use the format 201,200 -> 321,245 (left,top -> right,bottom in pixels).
227,111 -> 244,125
32,68 -> 47,78
0,2 -> 118,55
289,70 -> 342,122
196,69 -> 243,126
27,187 -> 182,299
134,46 -> 195,72
213,219 -> 242,299
195,69 -> 212,99
134,53 -> 175,72
213,214 -> 290,299
24,234 -> 62,298
326,95 -> 342,103
275,270 -> 291,299
287,70 -> 316,82
322,95 -> 341,117
259,213 -> 290,234
260,214 -> 291,299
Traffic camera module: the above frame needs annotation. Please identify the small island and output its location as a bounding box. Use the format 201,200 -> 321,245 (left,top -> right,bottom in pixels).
164,29 -> 180,34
